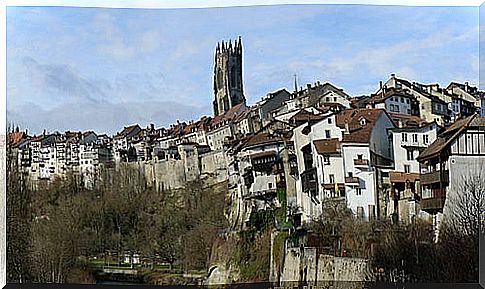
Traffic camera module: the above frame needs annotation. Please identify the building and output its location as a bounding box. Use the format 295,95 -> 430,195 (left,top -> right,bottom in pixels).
376,74 -> 450,126
388,122 -> 441,224
291,108 -> 395,223
213,37 -> 245,116
417,113 -> 485,239
447,82 -> 485,117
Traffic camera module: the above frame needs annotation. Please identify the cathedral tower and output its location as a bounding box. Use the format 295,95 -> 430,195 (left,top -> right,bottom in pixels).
213,37 -> 245,116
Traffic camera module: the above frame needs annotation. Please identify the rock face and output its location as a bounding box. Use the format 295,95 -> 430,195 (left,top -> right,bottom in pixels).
205,263 -> 240,286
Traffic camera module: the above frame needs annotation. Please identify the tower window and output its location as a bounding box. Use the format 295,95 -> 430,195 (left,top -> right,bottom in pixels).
231,66 -> 236,88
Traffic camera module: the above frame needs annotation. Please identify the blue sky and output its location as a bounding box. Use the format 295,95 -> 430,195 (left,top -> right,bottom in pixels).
7,4 -> 478,135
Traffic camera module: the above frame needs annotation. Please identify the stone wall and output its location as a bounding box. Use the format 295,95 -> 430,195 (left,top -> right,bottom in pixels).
279,247 -> 370,287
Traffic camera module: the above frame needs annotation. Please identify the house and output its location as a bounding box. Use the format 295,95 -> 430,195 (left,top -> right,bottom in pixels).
388,122 -> 441,224
417,113 -> 485,239
376,74 -> 450,126
447,81 -> 485,117
336,109 -> 395,220
113,124 -> 142,162
291,108 -> 395,223
255,88 -> 291,126
228,130 -> 286,230
207,103 -> 247,151
272,81 -> 350,120
366,87 -> 419,116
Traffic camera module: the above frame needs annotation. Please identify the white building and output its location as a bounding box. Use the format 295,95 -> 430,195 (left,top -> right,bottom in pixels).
388,122 -> 440,224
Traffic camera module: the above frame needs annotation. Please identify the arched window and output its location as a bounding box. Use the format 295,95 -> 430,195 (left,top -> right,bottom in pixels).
217,68 -> 223,88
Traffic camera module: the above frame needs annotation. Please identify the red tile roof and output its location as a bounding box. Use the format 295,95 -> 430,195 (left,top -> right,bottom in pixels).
313,138 -> 340,155
336,109 -> 388,143
241,132 -> 283,149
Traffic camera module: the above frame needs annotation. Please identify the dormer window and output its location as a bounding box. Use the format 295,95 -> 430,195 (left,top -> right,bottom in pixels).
359,117 -> 367,125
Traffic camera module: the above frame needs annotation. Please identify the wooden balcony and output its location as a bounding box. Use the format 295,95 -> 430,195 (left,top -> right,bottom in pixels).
322,183 -> 345,190
421,197 -> 446,212
420,170 -> 449,185
354,158 -> 369,167
345,177 -> 359,184
301,168 -> 317,194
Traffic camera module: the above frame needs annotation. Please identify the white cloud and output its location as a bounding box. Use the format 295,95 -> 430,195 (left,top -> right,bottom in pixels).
92,12 -> 163,60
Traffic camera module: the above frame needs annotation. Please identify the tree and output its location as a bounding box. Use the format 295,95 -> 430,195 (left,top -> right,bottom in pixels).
6,131 -> 33,283
437,168 -> 485,282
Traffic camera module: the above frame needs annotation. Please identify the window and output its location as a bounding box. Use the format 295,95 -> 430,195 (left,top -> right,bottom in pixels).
402,133 -> 408,142
356,188 -> 362,195
326,97 -> 330,102
323,156 -> 330,165
328,118 -> 332,124
329,174 -> 335,183
390,104 -> 394,112
412,133 -> 418,143
395,106 -> 400,113
407,109 -> 411,114
325,130 -> 331,138
357,154 -> 363,160
268,183 -> 273,189
407,150 -> 413,160
423,135 -> 429,144
359,118 -> 366,125
334,97 -> 337,102
401,97 -> 404,103
406,99 -> 410,104
348,172 -> 353,177
404,165 -> 410,173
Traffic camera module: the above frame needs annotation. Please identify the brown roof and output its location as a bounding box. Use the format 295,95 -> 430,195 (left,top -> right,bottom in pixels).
313,138 -> 340,155
116,124 -> 141,138
212,103 -> 247,127
241,132 -> 283,149
7,132 -> 27,147
336,109 -> 388,143
389,171 -> 419,183
369,87 -> 416,104
289,109 -> 326,124
417,114 -> 479,161
389,112 -> 427,127
250,150 -> 277,159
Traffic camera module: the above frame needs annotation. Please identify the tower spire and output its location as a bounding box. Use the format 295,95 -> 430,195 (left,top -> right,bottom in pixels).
294,74 -> 298,93
213,37 -> 245,116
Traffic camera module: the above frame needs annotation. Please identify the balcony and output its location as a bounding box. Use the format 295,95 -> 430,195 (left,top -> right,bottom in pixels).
345,176 -> 359,184
322,183 -> 346,198
301,168 -> 317,195
354,158 -> 369,167
244,188 -> 277,200
420,188 -> 446,212
421,197 -> 446,211
420,170 -> 449,185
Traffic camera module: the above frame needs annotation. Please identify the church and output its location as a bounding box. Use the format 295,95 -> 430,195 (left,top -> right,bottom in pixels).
212,37 -> 246,116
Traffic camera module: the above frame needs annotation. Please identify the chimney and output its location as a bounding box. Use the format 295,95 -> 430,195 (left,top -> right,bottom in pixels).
150,123 -> 154,131
43,129 -> 46,136
379,81 -> 383,90
317,81 -> 321,86
307,83 -> 311,90
465,81 -> 469,92
390,73 -> 396,78
344,122 -> 350,135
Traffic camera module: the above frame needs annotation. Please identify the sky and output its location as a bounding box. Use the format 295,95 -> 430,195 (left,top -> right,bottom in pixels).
6,4 -> 479,135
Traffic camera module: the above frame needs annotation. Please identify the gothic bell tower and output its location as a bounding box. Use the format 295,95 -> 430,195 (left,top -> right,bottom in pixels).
213,37 -> 245,116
